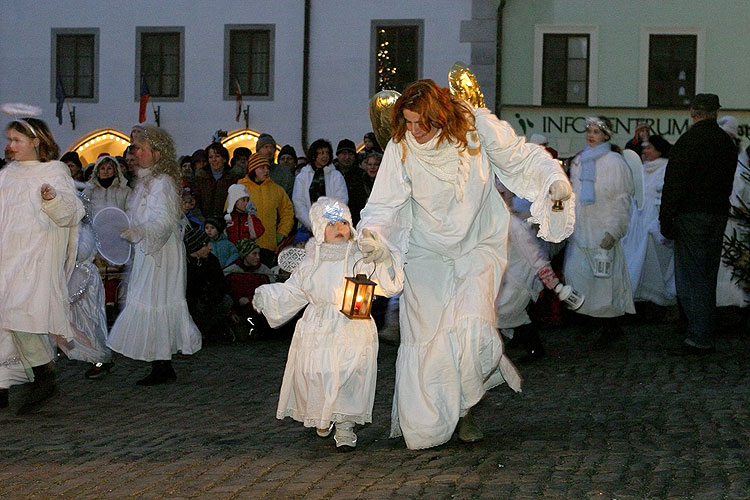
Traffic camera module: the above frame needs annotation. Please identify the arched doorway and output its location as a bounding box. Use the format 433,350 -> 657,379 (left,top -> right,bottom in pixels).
221,128 -> 280,160
67,129 -> 130,166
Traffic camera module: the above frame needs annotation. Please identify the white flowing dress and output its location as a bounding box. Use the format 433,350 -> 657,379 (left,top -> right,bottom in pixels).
256,241 -> 403,428
359,107 -> 574,450
0,160 -> 83,387
564,151 -> 636,318
622,157 -> 676,306
107,171 -> 202,361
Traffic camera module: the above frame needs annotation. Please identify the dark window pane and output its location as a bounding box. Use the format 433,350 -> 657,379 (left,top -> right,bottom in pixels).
648,35 -> 696,107
542,34 -> 589,105
56,33 -> 95,98
375,25 -> 419,93
140,32 -> 181,97
229,29 -> 270,96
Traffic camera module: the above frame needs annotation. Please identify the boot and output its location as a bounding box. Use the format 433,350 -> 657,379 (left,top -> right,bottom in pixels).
0,388 -> 8,409
136,360 -> 176,386
457,412 -> 483,443
16,363 -> 56,415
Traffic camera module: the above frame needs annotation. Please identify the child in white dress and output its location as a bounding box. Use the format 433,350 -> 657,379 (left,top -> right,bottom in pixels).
253,197 -> 403,450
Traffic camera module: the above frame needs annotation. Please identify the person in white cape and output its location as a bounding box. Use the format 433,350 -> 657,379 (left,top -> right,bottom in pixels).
357,79 -> 574,450
0,114 -> 84,414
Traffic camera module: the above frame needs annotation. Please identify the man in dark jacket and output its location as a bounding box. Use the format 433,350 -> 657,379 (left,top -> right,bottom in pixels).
659,93 -> 738,354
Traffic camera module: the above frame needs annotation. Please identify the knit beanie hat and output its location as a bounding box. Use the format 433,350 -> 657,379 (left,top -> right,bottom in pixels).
236,238 -> 260,259
278,144 -> 297,161
336,138 -> 356,155
226,183 -> 251,214
204,215 -> 226,234
246,153 -> 270,176
309,196 -> 356,245
256,133 -> 276,151
184,225 -> 210,254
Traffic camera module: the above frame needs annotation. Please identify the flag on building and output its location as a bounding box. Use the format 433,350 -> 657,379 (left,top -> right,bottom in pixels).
55,76 -> 66,125
139,76 -> 150,123
235,79 -> 243,122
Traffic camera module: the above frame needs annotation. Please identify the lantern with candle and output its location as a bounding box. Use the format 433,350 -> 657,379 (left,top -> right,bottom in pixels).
340,271 -> 377,319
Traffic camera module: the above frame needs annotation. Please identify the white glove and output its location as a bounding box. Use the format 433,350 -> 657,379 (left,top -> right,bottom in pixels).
548,179 -> 572,201
120,226 -> 142,243
358,228 -> 392,266
599,232 -> 616,250
252,292 -> 263,313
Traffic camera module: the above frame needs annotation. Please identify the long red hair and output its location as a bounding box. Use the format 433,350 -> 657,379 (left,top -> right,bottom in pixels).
391,79 -> 475,150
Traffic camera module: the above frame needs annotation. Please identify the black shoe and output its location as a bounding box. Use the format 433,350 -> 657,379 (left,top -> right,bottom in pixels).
0,388 -> 8,409
16,364 -> 56,415
84,361 -> 114,380
679,341 -> 715,356
136,361 -> 176,386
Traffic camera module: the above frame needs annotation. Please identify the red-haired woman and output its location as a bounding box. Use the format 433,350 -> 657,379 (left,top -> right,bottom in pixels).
358,79 -> 573,449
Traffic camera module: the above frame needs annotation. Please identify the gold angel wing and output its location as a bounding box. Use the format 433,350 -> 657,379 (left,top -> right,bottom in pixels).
368,90 -> 401,150
448,62 -> 485,109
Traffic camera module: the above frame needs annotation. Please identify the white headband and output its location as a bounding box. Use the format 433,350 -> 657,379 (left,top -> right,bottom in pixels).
585,117 -> 613,138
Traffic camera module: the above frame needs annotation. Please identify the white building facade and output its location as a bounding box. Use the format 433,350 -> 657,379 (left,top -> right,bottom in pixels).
1,0 -> 496,163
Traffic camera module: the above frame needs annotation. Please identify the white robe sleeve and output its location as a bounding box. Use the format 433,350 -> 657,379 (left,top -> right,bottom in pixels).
357,140 -> 413,260
41,179 -> 85,228
136,176 -> 181,255
254,258 -> 311,328
600,154 -> 634,241
474,108 -> 575,243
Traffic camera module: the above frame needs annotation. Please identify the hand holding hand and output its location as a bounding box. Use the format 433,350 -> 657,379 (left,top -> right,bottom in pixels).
40,184 -> 56,201
548,179 -> 572,202
359,228 -> 392,266
599,232 -> 616,250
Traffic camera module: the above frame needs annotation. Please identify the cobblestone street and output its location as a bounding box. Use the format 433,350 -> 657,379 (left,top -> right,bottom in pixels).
2,311 -> 749,499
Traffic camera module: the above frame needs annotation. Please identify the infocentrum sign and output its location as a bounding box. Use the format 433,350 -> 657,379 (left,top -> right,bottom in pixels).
499,106 -> 750,158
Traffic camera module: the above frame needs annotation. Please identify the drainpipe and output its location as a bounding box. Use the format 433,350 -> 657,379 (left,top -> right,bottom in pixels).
495,0 -> 506,113
301,0 -> 311,154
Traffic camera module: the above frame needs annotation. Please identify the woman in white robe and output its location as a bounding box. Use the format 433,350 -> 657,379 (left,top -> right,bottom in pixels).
564,117 -> 635,342
107,126 -> 201,385
622,135 -> 676,306
0,115 -> 84,412
358,80 -> 574,450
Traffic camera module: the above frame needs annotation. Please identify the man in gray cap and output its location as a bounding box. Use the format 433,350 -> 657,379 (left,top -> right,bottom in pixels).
257,133 -> 293,199
659,93 -> 738,354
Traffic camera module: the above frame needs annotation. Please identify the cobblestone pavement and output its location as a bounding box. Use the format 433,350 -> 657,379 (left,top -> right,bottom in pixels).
1,310 -> 749,500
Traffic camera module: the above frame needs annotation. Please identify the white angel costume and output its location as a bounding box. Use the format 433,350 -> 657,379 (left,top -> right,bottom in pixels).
358,107 -> 574,450
622,157 -> 676,306
0,160 -> 84,385
716,149 -> 750,307
564,147 -> 636,318
255,199 -> 404,429
107,170 -> 202,361
57,197 -> 111,364
495,215 -> 548,331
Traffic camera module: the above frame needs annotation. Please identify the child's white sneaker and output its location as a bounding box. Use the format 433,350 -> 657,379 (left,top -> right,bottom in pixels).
334,422 -> 357,450
316,421 -> 334,438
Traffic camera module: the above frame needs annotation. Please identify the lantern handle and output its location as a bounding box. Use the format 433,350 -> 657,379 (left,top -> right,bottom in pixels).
353,257 -> 376,279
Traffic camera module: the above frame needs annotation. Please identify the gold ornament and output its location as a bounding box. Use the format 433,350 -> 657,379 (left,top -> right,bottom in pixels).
448,62 -> 485,109
368,90 -> 401,150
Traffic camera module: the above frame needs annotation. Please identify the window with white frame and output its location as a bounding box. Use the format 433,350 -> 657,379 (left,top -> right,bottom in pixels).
533,25 -> 598,107
136,27 -> 184,100
53,28 -> 98,101
226,25 -> 273,98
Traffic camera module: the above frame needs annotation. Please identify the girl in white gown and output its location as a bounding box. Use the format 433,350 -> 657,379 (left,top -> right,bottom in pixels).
107,126 -> 201,385
253,198 -> 403,450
